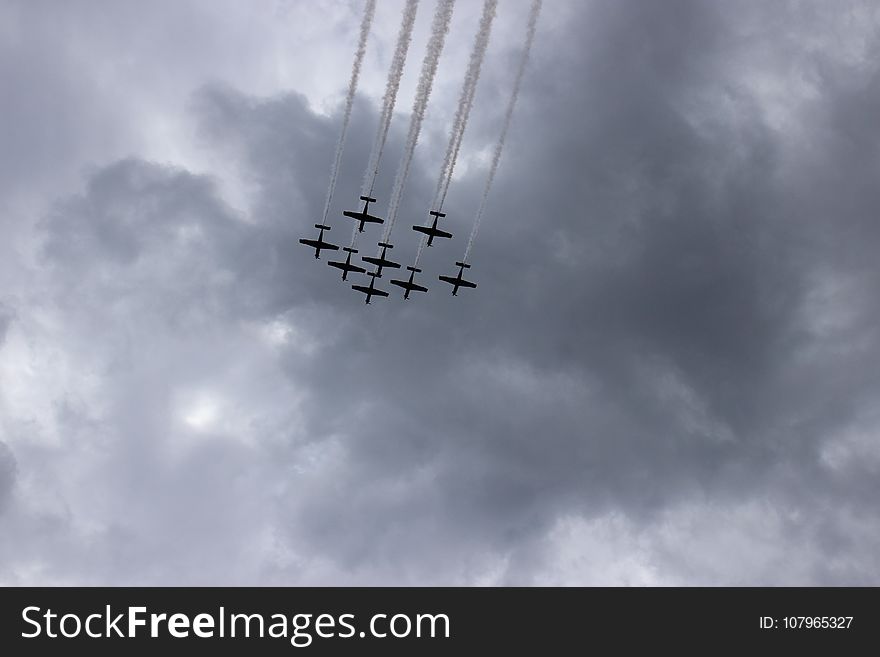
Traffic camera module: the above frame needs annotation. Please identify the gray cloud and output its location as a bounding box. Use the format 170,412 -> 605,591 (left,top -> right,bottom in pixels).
0,305 -> 12,346
0,306 -> 17,514
0,442 -> 14,514
1,0 -> 879,585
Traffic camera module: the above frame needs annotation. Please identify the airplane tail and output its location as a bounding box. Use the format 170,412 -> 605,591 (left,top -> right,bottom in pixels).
429,210 -> 447,218
406,266 -> 421,273
314,224 -> 331,230
359,196 -> 377,203
377,242 -> 394,249
455,261 -> 471,268
342,247 -> 358,253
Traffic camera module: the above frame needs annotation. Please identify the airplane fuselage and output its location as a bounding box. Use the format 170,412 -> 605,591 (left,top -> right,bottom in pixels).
390,268 -> 428,300
299,224 -> 339,259
412,212 -> 452,247
328,249 -> 366,280
343,197 -> 383,232
352,273 -> 389,304
439,262 -> 476,296
362,244 -> 400,278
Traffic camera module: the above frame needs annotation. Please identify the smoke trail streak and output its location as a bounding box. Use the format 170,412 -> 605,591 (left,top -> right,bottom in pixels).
415,0 -> 496,266
382,0 -> 456,245
361,0 -> 420,200
352,0 -> 420,248
320,0 -> 376,226
434,0 -> 497,211
464,0 -> 541,262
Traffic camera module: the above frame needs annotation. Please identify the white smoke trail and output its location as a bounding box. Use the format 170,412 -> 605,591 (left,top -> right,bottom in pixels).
434,0 -> 497,211
464,0 -> 542,262
415,0 -> 496,266
382,0 -> 456,244
361,0 -> 420,200
352,0 -> 420,248
320,0 -> 376,226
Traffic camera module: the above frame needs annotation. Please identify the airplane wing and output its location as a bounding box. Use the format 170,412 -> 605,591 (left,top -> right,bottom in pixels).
390,280 -> 428,292
414,225 -> 452,238
329,261 -> 365,272
363,257 -> 400,268
458,279 -> 476,289
343,211 -> 383,224
438,275 -> 457,285
352,284 -> 389,297
414,226 -> 450,237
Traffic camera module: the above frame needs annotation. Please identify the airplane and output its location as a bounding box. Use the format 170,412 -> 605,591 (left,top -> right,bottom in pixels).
299,224 -> 339,259
343,195 -> 384,232
412,210 -> 453,246
327,247 -> 366,281
351,272 -> 389,304
438,261 -> 477,296
390,266 -> 428,300
362,241 -> 401,278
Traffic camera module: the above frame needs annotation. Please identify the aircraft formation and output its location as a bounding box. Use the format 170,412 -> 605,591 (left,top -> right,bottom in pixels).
300,0 -> 540,304
299,200 -> 474,304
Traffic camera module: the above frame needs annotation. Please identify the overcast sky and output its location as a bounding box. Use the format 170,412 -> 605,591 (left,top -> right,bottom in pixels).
1,0 -> 879,585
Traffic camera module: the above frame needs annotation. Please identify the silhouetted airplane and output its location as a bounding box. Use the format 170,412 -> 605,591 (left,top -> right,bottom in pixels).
362,242 -> 401,278
390,266 -> 428,300
327,247 -> 366,281
299,224 -> 339,259
412,210 -> 453,246
439,261 -> 477,296
351,272 -> 389,304
343,195 -> 384,232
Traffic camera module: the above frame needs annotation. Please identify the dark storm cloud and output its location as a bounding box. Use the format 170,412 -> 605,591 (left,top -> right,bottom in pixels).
3,0 -> 879,584
185,0 -> 879,580
196,1 -> 880,583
